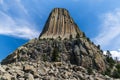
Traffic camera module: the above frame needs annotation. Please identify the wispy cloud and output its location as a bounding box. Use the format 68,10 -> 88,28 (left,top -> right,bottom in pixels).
93,8 -> 120,50
0,0 -> 40,39
0,11 -> 39,39
15,0 -> 28,15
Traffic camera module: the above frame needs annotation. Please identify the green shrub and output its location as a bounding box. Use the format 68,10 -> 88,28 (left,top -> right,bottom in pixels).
87,67 -> 93,75
112,70 -> 120,78
91,42 -> 94,45
69,34 -> 73,40
21,57 -> 27,61
43,54 -> 47,61
50,38 -> 54,41
106,50 -> 112,57
116,64 -> 120,73
97,45 -> 100,49
64,38 -> 68,41
105,50 -> 115,68
58,36 -> 61,40
76,33 -> 80,38
106,57 -> 115,68
82,32 -> 86,37
43,38 -> 46,40
52,47 -> 59,62
87,37 -> 90,41
116,64 -> 120,70
104,68 -> 111,76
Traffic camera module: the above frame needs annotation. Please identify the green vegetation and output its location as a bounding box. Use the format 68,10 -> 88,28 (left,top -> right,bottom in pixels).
87,67 -> 93,75
91,42 -> 94,44
50,38 -> 54,41
106,50 -> 115,68
106,57 -> 115,68
43,38 -> 46,40
82,32 -> 86,37
112,70 -> 120,78
52,47 -> 60,62
21,57 -> 27,61
87,37 -> 90,42
76,33 -> 80,38
97,45 -> 100,49
104,68 -> 111,76
116,64 -> 120,70
112,64 -> 120,78
106,50 -> 112,57
103,50 -> 120,78
58,36 -> 61,40
69,34 -> 73,40
64,38 -> 68,41
43,54 -> 47,61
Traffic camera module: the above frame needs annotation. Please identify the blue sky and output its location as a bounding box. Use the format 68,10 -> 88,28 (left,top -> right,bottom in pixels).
0,0 -> 120,60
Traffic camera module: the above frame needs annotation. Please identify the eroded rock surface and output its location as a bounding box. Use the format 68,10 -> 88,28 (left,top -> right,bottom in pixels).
39,8 -> 83,39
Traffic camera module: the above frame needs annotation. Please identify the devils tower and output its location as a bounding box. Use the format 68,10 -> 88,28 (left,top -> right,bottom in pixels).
1,8 -> 107,72
40,8 -> 83,39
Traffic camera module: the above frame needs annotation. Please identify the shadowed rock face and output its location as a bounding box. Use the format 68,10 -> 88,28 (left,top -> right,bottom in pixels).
39,8 -> 83,39
1,38 -> 106,72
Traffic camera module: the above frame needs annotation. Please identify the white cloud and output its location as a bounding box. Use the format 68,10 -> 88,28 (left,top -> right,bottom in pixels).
104,49 -> 120,61
0,0 -> 40,39
0,11 -> 39,39
93,8 -> 120,50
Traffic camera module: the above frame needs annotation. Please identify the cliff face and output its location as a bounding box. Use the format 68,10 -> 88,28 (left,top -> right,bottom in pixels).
39,8 -> 83,39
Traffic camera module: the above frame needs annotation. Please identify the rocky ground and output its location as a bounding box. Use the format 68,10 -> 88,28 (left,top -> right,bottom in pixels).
0,61 -> 118,80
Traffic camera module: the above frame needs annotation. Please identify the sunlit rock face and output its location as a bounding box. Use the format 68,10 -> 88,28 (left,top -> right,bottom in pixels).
39,8 -> 83,39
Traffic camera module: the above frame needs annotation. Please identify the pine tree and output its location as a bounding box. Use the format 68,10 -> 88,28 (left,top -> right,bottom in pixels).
70,34 -> 73,40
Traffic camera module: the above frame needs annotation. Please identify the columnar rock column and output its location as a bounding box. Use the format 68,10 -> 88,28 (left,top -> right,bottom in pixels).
39,8 -> 83,39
